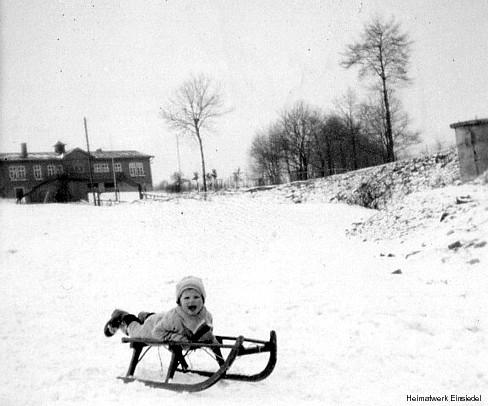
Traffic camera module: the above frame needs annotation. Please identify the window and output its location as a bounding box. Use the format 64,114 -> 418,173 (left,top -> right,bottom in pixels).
113,162 -> 122,172
94,163 -> 110,173
34,165 -> 43,180
129,162 -> 145,177
9,166 -> 26,181
47,165 -> 63,176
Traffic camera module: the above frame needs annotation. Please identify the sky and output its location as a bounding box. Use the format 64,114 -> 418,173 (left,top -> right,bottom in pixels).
1,0 -> 487,183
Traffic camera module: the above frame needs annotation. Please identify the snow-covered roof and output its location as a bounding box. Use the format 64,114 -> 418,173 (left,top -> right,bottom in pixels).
0,152 -> 64,161
90,150 -> 153,159
0,149 -> 152,162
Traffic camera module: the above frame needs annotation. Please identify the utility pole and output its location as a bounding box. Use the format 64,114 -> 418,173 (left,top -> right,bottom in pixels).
112,155 -> 118,202
84,117 -> 97,206
176,134 -> 182,176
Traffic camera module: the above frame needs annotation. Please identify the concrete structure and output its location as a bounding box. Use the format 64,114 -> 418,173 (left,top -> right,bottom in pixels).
450,118 -> 488,182
0,141 -> 153,202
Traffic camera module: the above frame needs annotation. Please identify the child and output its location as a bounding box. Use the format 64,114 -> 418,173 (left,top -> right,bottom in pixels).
104,276 -> 216,345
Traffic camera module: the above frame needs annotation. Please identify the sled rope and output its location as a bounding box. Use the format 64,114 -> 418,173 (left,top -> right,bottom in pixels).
200,346 -> 222,364
157,348 -> 165,378
177,347 -> 218,369
138,347 -> 152,363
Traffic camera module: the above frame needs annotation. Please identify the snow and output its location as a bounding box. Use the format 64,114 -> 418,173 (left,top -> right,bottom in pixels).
1,173 -> 487,405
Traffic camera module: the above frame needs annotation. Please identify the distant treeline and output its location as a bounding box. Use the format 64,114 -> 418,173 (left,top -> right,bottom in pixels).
248,94 -> 420,185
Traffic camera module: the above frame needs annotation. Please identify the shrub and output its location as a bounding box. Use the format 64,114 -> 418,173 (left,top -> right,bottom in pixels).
353,178 -> 394,209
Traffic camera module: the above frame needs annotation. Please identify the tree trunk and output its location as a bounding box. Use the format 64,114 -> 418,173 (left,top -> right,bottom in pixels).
350,126 -> 358,170
284,153 -> 292,181
195,125 -> 207,193
319,158 -> 326,177
339,144 -> 347,172
303,156 -> 308,180
326,141 -> 334,174
381,77 -> 395,162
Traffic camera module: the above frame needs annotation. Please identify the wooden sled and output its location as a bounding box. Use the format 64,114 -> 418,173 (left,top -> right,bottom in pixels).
117,331 -> 277,392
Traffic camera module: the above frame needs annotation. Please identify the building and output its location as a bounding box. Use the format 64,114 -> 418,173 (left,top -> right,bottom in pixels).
450,118 -> 488,182
0,141 -> 154,202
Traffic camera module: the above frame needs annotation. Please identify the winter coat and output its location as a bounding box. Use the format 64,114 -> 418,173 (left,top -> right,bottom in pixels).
151,305 -> 215,342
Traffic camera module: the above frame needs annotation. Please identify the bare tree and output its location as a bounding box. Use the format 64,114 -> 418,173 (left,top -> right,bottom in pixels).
359,91 -> 420,161
160,73 -> 230,192
249,124 -> 285,185
334,88 -> 361,170
386,94 -> 421,156
341,16 -> 413,162
192,171 -> 199,191
310,113 -> 350,176
205,172 -> 212,189
211,169 -> 218,190
280,100 -> 316,180
358,96 -> 389,161
232,167 -> 242,189
170,171 -> 183,193
308,109 -> 332,177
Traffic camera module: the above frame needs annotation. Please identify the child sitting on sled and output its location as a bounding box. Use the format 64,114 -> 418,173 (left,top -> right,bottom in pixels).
104,276 -> 217,346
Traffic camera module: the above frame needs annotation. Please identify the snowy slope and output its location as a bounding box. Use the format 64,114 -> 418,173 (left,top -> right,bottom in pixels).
1,169 -> 487,405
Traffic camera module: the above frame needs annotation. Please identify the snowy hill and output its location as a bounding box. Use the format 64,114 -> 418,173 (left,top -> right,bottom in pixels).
245,148 -> 461,209
241,148 -> 487,273
1,148 -> 487,405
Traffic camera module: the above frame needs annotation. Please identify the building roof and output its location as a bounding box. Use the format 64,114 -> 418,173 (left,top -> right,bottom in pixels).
0,148 -> 153,162
449,118 -> 488,129
0,152 -> 63,162
90,150 -> 153,159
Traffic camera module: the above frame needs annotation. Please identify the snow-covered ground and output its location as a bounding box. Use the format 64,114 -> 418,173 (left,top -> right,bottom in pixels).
1,179 -> 487,405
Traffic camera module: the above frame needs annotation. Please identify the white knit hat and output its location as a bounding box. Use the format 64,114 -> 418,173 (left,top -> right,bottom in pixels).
176,276 -> 206,303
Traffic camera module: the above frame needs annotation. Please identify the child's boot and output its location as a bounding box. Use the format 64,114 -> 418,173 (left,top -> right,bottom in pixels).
103,309 -> 140,337
137,311 -> 155,323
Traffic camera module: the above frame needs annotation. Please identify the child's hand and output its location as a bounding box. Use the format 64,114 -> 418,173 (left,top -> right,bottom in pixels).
191,324 -> 211,342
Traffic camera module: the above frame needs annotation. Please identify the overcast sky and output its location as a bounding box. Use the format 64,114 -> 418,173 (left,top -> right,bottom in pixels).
1,0 -> 487,182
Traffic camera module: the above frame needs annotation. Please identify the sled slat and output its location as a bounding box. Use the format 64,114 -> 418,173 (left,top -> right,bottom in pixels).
121,336 -> 237,349
216,335 -> 270,345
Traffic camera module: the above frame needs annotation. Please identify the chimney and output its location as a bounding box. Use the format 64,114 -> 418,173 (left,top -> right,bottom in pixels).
54,141 -> 66,155
21,143 -> 28,158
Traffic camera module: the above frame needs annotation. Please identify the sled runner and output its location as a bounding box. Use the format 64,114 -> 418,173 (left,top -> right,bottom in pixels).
117,330 -> 277,392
